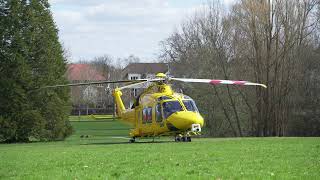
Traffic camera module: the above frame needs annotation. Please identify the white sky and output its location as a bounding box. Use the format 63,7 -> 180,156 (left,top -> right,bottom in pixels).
49,0 -> 235,62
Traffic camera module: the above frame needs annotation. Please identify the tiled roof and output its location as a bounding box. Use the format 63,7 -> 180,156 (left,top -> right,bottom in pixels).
67,64 -> 106,81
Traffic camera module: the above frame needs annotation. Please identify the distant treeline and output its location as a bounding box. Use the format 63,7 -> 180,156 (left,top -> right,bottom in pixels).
161,0 -> 320,137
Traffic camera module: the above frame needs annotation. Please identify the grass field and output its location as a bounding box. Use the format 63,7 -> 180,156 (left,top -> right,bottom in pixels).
0,117 -> 319,179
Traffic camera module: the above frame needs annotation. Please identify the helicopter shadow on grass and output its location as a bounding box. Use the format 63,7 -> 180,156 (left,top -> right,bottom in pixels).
82,140 -> 175,146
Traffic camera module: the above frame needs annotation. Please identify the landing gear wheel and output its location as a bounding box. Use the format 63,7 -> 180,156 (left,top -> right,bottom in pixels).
129,137 -> 135,143
181,137 -> 186,142
175,137 -> 181,142
187,137 -> 191,142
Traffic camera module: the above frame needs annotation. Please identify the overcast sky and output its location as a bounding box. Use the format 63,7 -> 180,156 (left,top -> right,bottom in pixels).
49,0 -> 234,62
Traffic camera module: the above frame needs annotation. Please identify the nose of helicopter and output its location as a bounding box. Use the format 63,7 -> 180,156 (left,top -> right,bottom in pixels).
166,111 -> 204,131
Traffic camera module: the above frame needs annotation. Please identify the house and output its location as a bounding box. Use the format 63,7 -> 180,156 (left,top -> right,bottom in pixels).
66,64 -> 112,115
67,64 -> 106,83
122,63 -> 168,80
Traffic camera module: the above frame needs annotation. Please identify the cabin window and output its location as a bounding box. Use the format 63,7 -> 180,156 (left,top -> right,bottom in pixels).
142,108 -> 147,123
142,107 -> 152,124
162,101 -> 183,119
156,103 -> 162,122
147,108 -> 152,123
183,100 -> 199,112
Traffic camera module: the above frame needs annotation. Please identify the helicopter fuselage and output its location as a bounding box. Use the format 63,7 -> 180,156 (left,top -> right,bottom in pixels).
113,82 -> 204,138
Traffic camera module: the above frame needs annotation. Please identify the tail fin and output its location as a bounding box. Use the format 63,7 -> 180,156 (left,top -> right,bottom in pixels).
113,88 -> 126,117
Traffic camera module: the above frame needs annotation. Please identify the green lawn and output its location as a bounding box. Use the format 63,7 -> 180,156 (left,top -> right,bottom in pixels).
69,114 -> 117,121
0,117 -> 319,179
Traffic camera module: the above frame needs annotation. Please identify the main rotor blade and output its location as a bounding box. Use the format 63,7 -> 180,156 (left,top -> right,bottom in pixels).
39,79 -> 147,89
117,77 -> 169,90
118,81 -> 151,90
171,78 -> 267,88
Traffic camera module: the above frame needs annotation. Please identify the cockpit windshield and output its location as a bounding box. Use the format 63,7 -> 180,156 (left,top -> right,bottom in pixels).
162,101 -> 183,119
183,100 -> 199,112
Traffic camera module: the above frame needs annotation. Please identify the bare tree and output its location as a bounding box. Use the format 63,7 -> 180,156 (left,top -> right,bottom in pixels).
160,0 -> 320,137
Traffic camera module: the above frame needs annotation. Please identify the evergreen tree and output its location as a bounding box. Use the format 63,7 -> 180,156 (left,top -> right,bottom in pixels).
0,0 -> 72,142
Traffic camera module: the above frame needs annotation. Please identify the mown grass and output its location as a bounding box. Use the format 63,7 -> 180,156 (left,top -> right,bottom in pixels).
0,117 -> 319,179
69,114 -> 117,121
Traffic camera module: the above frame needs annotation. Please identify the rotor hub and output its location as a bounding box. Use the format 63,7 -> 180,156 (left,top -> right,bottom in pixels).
155,73 -> 166,78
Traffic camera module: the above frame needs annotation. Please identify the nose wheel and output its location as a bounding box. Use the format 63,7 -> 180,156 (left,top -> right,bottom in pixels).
175,135 -> 191,142
186,136 -> 191,142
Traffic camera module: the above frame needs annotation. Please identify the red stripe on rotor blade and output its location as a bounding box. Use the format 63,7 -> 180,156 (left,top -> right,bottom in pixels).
209,80 -> 222,85
233,81 -> 246,85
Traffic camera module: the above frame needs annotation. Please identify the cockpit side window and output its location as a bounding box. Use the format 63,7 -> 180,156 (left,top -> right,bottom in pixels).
183,100 -> 199,112
162,101 -> 183,119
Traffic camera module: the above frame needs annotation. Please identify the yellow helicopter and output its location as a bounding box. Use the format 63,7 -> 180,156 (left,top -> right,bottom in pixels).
43,73 -> 266,142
